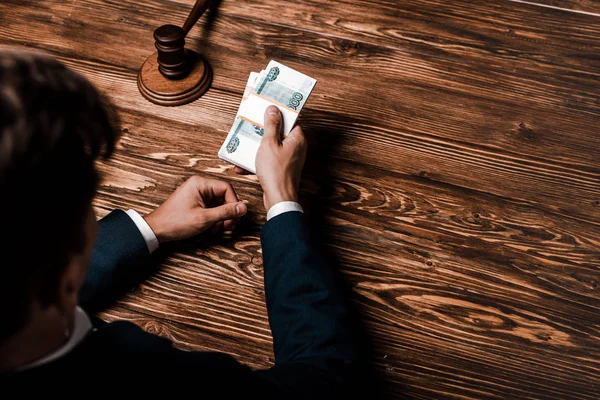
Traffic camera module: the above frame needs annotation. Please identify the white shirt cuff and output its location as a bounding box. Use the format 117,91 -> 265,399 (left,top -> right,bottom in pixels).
125,209 -> 159,253
267,201 -> 304,221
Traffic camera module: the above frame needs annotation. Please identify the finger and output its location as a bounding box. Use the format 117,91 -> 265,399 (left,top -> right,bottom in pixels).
233,166 -> 252,175
263,105 -> 282,144
211,221 -> 223,234
202,201 -> 247,224
223,218 -> 236,232
202,179 -> 239,205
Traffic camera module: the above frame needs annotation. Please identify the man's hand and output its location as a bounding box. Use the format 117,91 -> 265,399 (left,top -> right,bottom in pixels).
143,176 -> 247,243
235,105 -> 307,211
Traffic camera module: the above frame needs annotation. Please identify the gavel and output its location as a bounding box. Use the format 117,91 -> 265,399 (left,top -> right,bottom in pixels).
153,0 -> 211,79
137,0 -> 213,106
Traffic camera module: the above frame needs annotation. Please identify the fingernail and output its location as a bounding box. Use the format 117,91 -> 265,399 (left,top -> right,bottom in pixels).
267,105 -> 279,115
236,202 -> 247,216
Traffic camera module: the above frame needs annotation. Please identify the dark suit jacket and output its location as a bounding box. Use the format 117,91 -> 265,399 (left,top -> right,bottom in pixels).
6,210 -> 356,398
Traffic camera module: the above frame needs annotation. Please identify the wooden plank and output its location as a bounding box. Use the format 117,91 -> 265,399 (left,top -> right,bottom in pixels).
363,319 -> 599,400
39,0 -> 600,70
185,0 -> 600,70
102,298 -> 600,399
508,0 -> 600,14
99,305 -> 274,369
96,232 -> 600,399
97,247 -> 600,399
0,1 -> 598,225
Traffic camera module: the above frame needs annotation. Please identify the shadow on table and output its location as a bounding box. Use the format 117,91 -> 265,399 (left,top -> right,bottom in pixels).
196,0 -> 222,51
299,109 -> 411,399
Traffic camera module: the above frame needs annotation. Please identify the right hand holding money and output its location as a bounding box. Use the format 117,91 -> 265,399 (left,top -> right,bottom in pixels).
219,60 -> 316,174
235,106 -> 307,212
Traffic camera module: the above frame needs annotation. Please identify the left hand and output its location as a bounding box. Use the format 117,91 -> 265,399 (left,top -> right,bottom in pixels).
143,176 -> 247,243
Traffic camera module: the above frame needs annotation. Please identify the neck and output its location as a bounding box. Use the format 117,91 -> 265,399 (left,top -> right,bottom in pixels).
0,305 -> 71,372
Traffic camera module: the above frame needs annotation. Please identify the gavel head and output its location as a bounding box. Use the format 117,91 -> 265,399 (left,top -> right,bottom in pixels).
153,24 -> 191,79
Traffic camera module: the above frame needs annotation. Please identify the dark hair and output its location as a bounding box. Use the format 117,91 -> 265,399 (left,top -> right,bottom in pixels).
0,47 -> 120,340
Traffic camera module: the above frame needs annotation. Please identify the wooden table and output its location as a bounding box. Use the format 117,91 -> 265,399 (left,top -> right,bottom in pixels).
1,0 -> 599,398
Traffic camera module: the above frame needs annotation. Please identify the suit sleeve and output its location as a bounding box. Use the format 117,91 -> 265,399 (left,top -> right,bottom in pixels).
255,211 -> 357,398
79,210 -> 151,313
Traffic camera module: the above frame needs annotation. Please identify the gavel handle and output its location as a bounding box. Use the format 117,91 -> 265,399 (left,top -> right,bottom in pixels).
182,0 -> 211,36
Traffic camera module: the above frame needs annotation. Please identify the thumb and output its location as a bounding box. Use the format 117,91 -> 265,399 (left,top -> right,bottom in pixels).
201,202 -> 247,224
263,105 -> 282,144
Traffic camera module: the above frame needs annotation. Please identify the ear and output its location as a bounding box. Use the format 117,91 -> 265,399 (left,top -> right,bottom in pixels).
56,260 -> 83,314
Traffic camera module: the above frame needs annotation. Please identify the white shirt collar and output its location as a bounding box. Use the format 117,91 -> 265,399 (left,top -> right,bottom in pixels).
21,306 -> 93,370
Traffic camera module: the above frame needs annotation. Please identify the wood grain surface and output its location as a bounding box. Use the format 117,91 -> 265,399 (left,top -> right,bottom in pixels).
509,0 -> 600,14
1,0 -> 599,398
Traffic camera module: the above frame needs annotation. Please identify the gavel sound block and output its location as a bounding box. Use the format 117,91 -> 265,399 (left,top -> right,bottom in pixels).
137,0 -> 212,106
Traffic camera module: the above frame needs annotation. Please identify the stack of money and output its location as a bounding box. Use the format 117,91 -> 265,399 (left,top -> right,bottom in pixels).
218,60 -> 317,173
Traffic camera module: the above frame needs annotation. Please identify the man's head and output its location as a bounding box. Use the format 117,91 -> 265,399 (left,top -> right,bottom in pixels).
0,47 -> 119,341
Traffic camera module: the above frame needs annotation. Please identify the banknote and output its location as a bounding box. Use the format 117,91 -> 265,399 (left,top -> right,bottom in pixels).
237,72 -> 259,111
253,61 -> 316,112
256,83 -> 307,111
218,117 -> 262,172
218,61 -> 316,173
237,93 -> 300,136
239,61 -> 316,137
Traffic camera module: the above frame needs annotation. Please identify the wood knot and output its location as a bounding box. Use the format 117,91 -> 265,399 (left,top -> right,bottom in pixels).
338,39 -> 360,55
473,213 -> 480,219
536,333 -> 552,342
513,122 -> 536,142
251,256 -> 263,266
144,321 -> 167,336
123,128 -> 129,133
594,200 -> 600,207
425,260 -> 434,267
